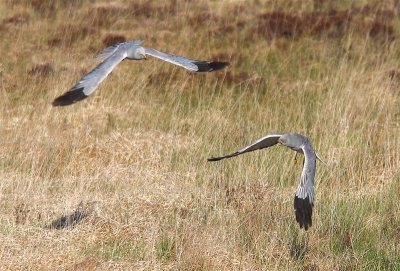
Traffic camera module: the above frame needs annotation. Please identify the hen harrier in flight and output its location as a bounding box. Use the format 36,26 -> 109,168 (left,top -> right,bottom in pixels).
53,40 -> 229,106
208,133 -> 324,230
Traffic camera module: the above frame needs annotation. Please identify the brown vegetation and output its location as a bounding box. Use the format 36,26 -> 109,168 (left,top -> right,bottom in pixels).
2,12 -> 30,25
129,0 -> 178,18
28,63 -> 54,77
102,33 -> 127,47
48,23 -> 96,47
1,0 -> 400,270
253,8 -> 395,40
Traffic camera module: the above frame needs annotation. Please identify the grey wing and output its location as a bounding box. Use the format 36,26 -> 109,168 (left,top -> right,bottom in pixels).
144,47 -> 229,72
294,144 -> 316,230
94,43 -> 125,62
52,51 -> 127,106
208,134 -> 282,161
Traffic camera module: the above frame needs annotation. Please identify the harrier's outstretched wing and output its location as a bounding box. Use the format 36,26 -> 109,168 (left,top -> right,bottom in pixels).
208,134 -> 282,161
144,47 -> 229,72
53,48 -> 128,106
294,143 -> 316,230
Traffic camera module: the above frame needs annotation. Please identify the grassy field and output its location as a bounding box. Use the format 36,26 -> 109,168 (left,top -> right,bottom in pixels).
1,0 -> 400,270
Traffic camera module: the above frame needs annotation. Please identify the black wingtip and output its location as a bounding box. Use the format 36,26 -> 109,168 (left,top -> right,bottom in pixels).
294,195 -> 313,230
208,151 -> 240,162
52,87 -> 88,107
208,156 -> 224,162
194,61 -> 230,72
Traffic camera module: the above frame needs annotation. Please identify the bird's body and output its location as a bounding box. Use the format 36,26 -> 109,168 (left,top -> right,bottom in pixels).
208,133 -> 322,230
52,39 -> 229,106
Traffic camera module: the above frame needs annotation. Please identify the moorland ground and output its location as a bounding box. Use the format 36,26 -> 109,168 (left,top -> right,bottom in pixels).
1,0 -> 400,270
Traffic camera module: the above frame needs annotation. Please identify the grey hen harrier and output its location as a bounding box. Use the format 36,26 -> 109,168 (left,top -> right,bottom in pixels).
53,40 -> 229,106
208,133 -> 324,230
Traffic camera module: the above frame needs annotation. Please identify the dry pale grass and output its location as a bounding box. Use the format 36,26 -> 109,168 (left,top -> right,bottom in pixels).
1,0 -> 400,270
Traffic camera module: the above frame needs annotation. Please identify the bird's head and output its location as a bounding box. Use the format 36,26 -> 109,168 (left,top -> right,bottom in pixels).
278,134 -> 304,149
135,47 -> 147,60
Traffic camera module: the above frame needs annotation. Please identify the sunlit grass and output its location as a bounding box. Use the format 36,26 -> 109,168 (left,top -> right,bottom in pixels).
0,0 -> 400,270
